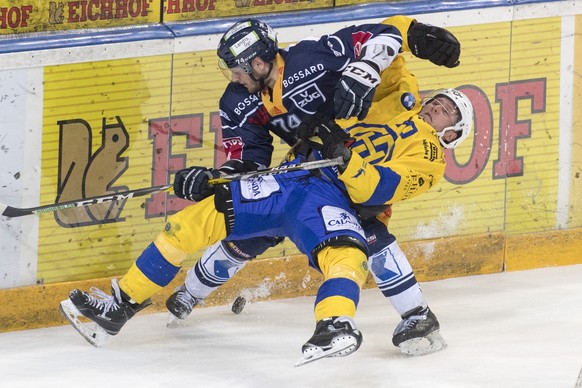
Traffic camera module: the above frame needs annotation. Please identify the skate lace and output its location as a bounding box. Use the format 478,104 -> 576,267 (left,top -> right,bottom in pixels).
323,319 -> 350,334
175,288 -> 198,307
87,287 -> 120,312
402,313 -> 426,330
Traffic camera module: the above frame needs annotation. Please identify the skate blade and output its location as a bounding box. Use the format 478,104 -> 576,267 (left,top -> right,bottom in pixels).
398,331 -> 447,356
166,313 -> 184,328
59,299 -> 109,347
294,336 -> 358,367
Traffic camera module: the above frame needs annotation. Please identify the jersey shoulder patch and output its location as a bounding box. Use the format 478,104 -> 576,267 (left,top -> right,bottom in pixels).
400,92 -> 416,111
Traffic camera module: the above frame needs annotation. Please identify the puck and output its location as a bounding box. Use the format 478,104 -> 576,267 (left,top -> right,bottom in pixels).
231,296 -> 246,314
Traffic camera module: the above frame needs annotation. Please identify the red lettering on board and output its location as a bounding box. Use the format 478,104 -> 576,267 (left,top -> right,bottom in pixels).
493,78 -> 546,178
67,0 -> 150,22
0,6 -> 33,29
165,0 -> 216,14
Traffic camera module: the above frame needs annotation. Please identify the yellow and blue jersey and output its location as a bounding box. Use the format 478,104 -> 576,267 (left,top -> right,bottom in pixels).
338,105 -> 445,207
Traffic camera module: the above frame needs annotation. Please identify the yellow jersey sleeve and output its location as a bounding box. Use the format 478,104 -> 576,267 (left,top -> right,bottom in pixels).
380,15 -> 416,53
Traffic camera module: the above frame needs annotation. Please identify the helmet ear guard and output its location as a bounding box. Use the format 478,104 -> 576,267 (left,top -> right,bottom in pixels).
421,88 -> 474,149
217,19 -> 278,76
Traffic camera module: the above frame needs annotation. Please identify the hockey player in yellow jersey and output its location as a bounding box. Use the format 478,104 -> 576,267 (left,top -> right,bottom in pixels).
329,88 -> 471,209
299,80 -> 473,355
307,83 -> 472,222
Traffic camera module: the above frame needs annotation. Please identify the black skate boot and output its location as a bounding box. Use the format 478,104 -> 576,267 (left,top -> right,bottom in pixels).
66,279 -> 151,335
166,285 -> 202,320
392,306 -> 446,356
295,316 -> 363,366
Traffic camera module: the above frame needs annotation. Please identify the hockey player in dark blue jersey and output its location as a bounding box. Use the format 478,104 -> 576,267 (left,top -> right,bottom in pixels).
165,17 -> 463,357
216,16 -> 459,166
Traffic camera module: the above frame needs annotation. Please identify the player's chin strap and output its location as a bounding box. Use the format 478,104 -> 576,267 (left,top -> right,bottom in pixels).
250,62 -> 274,91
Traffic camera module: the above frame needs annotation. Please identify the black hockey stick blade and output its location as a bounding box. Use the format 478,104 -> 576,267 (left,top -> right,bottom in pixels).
0,185 -> 172,218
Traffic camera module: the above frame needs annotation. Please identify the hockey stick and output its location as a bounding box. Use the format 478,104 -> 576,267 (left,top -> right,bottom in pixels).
0,185 -> 173,218
0,157 -> 345,218
575,364 -> 582,388
207,156 -> 344,184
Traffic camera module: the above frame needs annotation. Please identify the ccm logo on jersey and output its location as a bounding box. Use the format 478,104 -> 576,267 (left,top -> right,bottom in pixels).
223,137 -> 244,160
289,84 -> 326,114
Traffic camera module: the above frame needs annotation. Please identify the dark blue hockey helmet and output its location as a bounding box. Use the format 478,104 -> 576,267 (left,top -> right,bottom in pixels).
217,19 -> 278,74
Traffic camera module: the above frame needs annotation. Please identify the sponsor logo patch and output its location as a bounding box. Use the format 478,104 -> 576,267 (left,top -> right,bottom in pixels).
400,92 -> 416,111
321,205 -> 365,238
223,137 -> 244,160
240,175 -> 280,200
289,84 -> 325,114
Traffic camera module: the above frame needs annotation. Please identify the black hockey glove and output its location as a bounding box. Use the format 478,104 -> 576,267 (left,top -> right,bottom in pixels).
312,120 -> 354,164
408,22 -> 461,68
297,112 -> 330,143
173,166 -> 221,202
334,60 -> 380,120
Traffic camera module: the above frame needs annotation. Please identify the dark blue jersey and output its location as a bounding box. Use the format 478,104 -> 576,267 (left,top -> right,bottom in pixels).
218,21 -> 407,168
219,82 -> 280,168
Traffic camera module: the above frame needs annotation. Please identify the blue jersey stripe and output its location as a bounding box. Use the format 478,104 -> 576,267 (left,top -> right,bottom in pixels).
363,167 -> 401,206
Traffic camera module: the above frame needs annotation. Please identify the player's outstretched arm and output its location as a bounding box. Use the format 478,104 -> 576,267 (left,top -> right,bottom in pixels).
407,22 -> 461,68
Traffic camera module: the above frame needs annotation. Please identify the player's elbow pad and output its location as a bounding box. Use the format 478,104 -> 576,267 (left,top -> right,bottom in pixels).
360,44 -> 398,73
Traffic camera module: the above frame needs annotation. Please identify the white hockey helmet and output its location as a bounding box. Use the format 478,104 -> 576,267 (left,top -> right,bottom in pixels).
422,88 -> 473,149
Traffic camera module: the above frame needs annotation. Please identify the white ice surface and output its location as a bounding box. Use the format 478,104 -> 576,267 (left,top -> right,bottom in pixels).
1,265 -> 582,388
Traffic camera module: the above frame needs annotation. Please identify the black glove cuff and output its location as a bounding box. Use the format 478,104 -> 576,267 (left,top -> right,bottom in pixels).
219,159 -> 261,174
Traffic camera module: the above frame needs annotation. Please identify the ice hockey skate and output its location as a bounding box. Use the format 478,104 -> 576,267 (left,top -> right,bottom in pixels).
59,279 -> 151,347
392,306 -> 446,356
165,285 -> 203,327
295,316 -> 363,367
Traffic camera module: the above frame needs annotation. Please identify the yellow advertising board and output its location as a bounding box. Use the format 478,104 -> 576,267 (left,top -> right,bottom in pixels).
335,0 -> 402,6
37,16 -> 565,283
0,0 -> 161,34
570,14 -> 582,226
40,55 -> 175,282
162,0 -> 332,22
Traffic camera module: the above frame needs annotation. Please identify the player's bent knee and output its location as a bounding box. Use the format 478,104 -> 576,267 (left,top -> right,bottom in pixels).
312,235 -> 367,259
159,196 -> 228,254
120,242 -> 181,303
154,233 -> 189,267
315,246 -> 369,287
